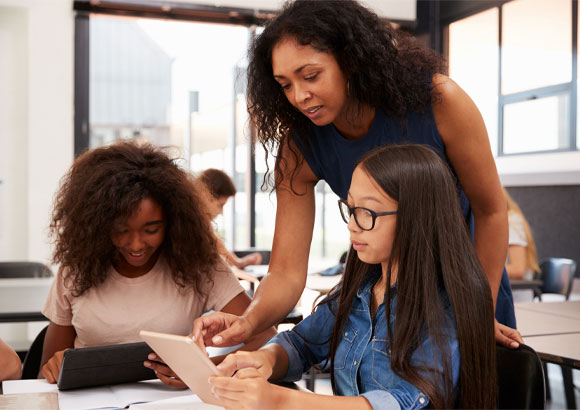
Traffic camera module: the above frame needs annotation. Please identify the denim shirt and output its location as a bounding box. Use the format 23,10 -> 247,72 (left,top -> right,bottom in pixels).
269,270 -> 460,409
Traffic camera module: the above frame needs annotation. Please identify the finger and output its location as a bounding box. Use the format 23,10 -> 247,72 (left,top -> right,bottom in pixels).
46,363 -> 59,384
209,376 -> 246,392
191,316 -> 211,344
217,355 -> 262,375
504,328 -> 524,344
42,364 -> 54,383
147,353 -> 165,364
212,324 -> 246,347
145,361 -> 179,378
233,367 -> 261,379
212,386 -> 248,400
156,370 -> 188,389
495,330 -> 520,349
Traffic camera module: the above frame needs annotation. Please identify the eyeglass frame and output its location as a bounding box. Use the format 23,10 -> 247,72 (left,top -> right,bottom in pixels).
338,199 -> 397,231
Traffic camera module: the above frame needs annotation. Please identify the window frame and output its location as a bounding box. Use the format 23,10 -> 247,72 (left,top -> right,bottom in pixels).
443,0 -> 579,157
72,1 -> 267,246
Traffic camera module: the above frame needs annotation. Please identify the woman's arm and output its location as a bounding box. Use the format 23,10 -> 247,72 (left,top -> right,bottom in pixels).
432,75 -> 522,347
506,245 -> 527,279
0,338 -> 22,381
432,74 -> 507,307
39,322 -> 76,381
192,141 -> 319,347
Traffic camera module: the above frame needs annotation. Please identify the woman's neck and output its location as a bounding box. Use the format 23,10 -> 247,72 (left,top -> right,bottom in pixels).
333,102 -> 376,141
113,249 -> 161,278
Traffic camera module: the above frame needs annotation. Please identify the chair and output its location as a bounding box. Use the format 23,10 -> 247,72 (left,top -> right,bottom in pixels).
497,343 -> 546,409
0,262 -> 53,278
21,325 -> 48,379
536,258 -> 577,301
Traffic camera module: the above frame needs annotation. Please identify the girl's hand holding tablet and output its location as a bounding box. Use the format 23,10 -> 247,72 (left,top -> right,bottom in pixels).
144,352 -> 187,389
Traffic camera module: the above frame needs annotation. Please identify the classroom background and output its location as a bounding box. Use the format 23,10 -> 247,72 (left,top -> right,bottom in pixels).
1,0 -> 579,408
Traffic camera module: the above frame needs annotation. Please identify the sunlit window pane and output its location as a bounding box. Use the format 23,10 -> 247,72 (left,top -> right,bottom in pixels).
503,94 -> 570,154
502,0 -> 571,95
449,8 -> 499,156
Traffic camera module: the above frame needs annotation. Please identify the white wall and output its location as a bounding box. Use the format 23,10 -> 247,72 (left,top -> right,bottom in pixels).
0,0 -> 74,265
498,151 -> 580,187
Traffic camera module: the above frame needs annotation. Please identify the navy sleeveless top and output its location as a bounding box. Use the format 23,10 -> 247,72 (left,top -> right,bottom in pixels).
293,107 -> 516,328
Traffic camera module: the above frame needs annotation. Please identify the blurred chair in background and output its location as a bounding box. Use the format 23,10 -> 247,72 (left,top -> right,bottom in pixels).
0,262 -> 53,279
537,258 -> 577,302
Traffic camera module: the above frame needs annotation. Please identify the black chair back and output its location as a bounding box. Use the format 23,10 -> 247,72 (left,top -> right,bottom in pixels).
0,262 -> 53,278
539,258 -> 577,299
21,325 -> 49,379
497,343 -> 545,409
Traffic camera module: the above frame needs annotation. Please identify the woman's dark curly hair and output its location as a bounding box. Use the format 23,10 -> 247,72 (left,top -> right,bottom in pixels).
247,0 -> 447,190
50,141 -> 221,297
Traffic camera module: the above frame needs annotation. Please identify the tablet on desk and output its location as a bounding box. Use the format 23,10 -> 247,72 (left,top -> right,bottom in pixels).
140,330 -> 223,406
57,342 -> 155,390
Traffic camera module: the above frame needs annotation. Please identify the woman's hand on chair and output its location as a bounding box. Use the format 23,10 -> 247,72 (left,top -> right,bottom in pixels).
495,319 -> 524,348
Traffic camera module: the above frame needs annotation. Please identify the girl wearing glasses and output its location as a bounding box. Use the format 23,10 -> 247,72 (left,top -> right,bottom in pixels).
192,0 -> 522,352
209,144 -> 497,409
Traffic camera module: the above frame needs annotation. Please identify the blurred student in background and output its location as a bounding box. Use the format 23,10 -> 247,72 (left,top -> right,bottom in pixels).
503,188 -> 540,281
503,188 -> 540,302
196,168 -> 263,269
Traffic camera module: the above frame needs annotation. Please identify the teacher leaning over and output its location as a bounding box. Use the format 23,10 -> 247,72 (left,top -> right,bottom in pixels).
192,0 -> 523,349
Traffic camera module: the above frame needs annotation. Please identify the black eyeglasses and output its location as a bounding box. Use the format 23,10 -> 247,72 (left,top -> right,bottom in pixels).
338,199 -> 397,231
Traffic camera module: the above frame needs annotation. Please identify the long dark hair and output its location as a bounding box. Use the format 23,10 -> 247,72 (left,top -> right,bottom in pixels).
50,141 -> 221,297
323,144 -> 496,408
246,0 -> 446,190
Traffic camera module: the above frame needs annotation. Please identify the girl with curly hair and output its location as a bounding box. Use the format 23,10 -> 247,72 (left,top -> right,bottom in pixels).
210,145 -> 497,409
193,0 -> 523,351
39,141 -> 275,386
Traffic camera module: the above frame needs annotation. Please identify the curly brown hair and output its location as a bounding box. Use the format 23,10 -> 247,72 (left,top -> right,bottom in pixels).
246,0 -> 447,190
50,141 -> 221,297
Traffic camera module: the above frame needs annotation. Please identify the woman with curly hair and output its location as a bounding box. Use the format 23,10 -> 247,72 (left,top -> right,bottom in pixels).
193,0 -> 523,350
39,141 -> 275,386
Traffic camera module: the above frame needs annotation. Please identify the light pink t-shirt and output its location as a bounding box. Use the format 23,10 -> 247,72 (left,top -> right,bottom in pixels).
42,257 -> 244,348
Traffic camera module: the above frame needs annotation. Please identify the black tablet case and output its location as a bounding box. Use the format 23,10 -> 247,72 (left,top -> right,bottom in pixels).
57,342 -> 156,390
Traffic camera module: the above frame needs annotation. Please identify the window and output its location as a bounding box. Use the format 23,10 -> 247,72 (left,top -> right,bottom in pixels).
77,8 -> 348,259
447,0 -> 577,156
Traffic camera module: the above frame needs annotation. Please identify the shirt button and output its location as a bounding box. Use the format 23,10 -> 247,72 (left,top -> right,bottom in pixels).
344,332 -> 348,337
419,397 -> 426,404
353,360 -> 357,366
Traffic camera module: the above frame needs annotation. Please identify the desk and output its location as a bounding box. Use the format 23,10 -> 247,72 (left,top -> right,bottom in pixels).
515,302 -> 580,409
305,274 -> 341,294
517,300 -> 580,321
511,279 -> 543,300
515,308 -> 580,337
0,379 -> 306,410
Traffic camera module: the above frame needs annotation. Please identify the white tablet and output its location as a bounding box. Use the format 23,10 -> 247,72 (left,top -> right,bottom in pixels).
140,330 -> 223,406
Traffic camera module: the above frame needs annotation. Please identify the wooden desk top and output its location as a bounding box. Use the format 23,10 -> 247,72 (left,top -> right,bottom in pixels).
0,392 -> 58,410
